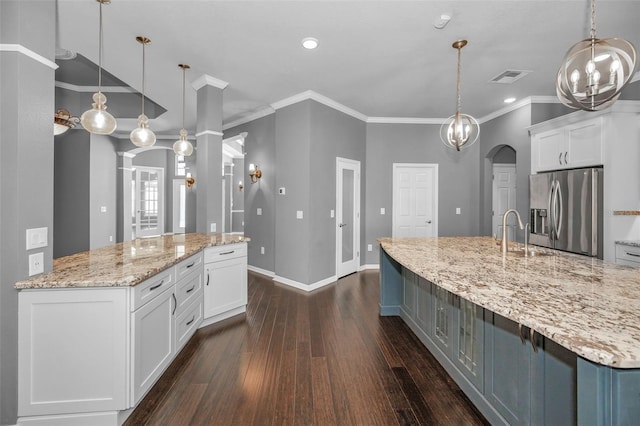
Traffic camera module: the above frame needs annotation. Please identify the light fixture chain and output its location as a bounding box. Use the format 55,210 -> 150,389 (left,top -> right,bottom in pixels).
98,0 -> 103,92
182,67 -> 186,129
456,45 -> 462,113
590,0 -> 596,40
141,40 -> 146,115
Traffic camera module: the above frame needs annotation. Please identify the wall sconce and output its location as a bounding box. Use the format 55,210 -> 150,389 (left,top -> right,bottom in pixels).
238,181 -> 244,191
249,164 -> 262,184
185,172 -> 195,189
53,109 -> 80,135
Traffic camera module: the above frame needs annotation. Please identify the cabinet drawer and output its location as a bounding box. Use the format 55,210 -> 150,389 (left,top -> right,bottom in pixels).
131,269 -> 174,312
175,296 -> 203,352
175,253 -> 203,282
175,268 -> 202,316
615,244 -> 640,266
204,243 -> 247,263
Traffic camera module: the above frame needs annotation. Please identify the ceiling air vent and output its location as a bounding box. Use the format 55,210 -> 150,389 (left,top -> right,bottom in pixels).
489,69 -> 531,84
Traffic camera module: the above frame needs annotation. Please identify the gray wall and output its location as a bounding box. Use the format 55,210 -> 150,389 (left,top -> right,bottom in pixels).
89,135 -> 118,249
364,123 -> 481,265
0,2 -> 55,423
492,145 -> 516,164
228,113 -> 277,273
308,101 -> 366,283
54,130 -> 91,257
479,104 -> 532,238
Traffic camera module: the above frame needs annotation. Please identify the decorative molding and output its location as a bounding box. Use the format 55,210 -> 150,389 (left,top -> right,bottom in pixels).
55,81 -> 136,94
247,265 -> 275,278
272,274 -> 336,292
195,130 -> 224,137
192,74 -> 229,91
117,152 -> 136,158
359,264 -> 380,271
367,117 -> 446,125
0,44 -> 58,70
223,108 -> 275,131
271,90 -> 369,122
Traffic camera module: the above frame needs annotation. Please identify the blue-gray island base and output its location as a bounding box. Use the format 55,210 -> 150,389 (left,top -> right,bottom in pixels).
379,237 -> 640,426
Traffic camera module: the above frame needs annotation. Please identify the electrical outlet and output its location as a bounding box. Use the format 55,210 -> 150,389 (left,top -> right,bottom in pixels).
330,209 -> 335,218
368,244 -> 373,252
261,246 -> 265,255
380,207 -> 386,215
257,208 -> 262,216
210,223 -> 216,232
26,227 -> 48,250
296,210 -> 303,219
29,252 -> 44,276
456,207 -> 461,215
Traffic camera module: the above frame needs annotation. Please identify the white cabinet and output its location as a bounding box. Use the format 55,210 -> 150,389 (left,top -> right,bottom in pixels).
531,117 -> 603,173
203,243 -> 248,324
18,288 -> 128,417
130,286 -> 175,405
615,243 -> 640,267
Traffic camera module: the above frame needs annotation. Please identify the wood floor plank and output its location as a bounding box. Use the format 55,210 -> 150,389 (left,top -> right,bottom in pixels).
126,271 -> 489,426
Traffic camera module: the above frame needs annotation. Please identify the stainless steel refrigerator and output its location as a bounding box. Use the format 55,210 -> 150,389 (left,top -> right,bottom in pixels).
529,167 -> 603,259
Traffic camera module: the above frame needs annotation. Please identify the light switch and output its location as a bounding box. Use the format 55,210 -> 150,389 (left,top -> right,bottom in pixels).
330,209 -> 335,218
261,246 -> 265,255
296,210 -> 303,219
26,227 -> 48,250
100,206 -> 107,213
257,208 -> 262,216
278,187 -> 286,195
380,207 -> 386,215
368,244 -> 373,252
456,208 -> 461,215
210,223 -> 216,232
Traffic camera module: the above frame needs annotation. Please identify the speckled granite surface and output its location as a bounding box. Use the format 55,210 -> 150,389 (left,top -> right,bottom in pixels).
616,240 -> 640,248
15,233 -> 248,290
379,236 -> 640,368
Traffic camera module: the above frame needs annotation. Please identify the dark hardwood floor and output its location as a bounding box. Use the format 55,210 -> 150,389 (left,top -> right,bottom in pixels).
125,271 -> 489,425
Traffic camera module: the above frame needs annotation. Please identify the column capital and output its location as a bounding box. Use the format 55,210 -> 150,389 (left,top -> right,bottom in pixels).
192,74 -> 229,91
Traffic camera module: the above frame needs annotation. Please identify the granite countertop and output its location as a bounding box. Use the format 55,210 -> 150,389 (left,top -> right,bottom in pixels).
616,240 -> 640,248
379,236 -> 640,368
15,233 -> 249,290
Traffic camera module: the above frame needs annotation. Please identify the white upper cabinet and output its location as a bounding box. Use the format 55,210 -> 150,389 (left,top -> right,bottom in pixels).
531,117 -> 603,173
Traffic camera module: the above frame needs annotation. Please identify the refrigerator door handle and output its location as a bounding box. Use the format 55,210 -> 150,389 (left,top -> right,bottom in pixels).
548,180 -> 556,240
555,180 -> 563,238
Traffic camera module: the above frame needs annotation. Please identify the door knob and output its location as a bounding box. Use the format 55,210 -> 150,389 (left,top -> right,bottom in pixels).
338,223 -> 347,228
426,220 -> 432,224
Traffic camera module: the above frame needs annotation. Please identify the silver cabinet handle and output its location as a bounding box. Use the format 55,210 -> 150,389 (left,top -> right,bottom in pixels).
186,285 -> 195,293
186,261 -> 195,268
558,153 -> 563,165
518,323 -> 526,345
564,151 -> 568,164
626,252 -> 640,258
149,280 -> 164,291
186,315 -> 195,326
206,271 -> 210,286
172,293 -> 177,315
219,250 -> 235,255
529,328 -> 538,353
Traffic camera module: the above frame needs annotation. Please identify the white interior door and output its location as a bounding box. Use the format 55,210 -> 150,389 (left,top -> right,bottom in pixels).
492,164 -> 517,240
336,157 -> 360,278
392,164 -> 438,237
135,166 -> 164,238
172,179 -> 186,234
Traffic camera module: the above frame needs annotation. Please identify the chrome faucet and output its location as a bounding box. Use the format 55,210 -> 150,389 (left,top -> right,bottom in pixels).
501,209 -> 524,255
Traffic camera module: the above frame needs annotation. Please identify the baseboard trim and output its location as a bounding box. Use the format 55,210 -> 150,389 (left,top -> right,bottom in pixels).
247,265 -> 275,278
272,275 -> 337,292
360,264 -> 380,271
17,411 -> 117,426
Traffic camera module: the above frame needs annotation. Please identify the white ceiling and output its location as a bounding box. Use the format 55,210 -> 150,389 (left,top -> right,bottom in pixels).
55,0 -> 640,137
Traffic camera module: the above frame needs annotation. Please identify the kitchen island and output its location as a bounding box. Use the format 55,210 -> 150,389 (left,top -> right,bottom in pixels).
15,233 -> 248,426
379,237 -> 640,426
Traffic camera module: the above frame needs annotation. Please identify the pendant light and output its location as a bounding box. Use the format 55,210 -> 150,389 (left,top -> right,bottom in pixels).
440,40 -> 479,151
173,64 -> 194,156
556,0 -> 637,111
53,109 -> 80,135
130,36 -> 156,147
80,0 -> 117,135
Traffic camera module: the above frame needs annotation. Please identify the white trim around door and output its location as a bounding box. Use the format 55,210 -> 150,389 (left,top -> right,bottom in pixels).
392,163 -> 438,238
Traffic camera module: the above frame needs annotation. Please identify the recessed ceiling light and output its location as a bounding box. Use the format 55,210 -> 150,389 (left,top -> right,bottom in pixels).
302,37 -> 318,50
504,97 -> 516,104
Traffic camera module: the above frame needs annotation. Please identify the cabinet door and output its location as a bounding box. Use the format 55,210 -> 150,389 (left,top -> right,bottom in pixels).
532,128 -> 564,172
453,297 -> 484,390
415,277 -> 432,334
401,269 -> 417,320
18,288 -> 128,416
566,117 -> 603,168
484,312 -> 531,425
204,257 -> 248,319
432,286 -> 454,357
131,287 -> 175,405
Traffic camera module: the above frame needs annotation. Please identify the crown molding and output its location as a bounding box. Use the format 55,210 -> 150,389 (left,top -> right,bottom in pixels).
367,117 -> 447,125
195,130 -> 224,137
223,107 -> 275,131
55,81 -> 136,93
271,90 -> 369,122
192,74 -> 229,91
0,44 -> 58,70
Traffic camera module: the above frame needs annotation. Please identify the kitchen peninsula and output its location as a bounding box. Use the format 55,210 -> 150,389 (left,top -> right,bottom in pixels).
14,233 -> 248,426
379,237 -> 640,426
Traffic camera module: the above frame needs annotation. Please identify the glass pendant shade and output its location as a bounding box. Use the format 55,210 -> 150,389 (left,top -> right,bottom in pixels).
557,37 -> 637,111
80,92 -> 117,135
53,109 -> 79,135
440,39 -> 479,151
440,111 -> 480,151
130,114 -> 156,147
173,129 -> 194,156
